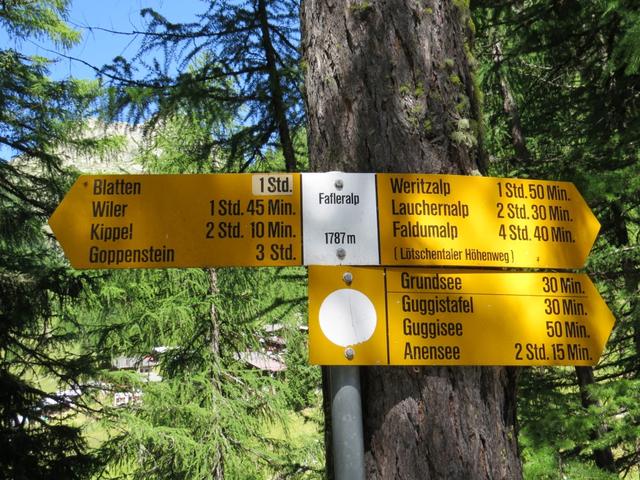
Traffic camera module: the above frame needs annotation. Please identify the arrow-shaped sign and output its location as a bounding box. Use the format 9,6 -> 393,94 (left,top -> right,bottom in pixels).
308,266 -> 615,366
374,173 -> 600,269
48,173 -> 302,268
49,173 -> 600,269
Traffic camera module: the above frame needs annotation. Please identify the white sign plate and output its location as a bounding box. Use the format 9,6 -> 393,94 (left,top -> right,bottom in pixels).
302,172 -> 379,265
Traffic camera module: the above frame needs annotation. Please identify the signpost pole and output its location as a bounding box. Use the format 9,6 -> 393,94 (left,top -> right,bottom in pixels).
330,366 -> 365,480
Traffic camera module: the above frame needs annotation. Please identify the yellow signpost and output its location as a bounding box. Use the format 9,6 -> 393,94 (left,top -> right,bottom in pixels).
308,266 -> 614,366
48,174 -> 302,268
48,171 -> 614,480
376,174 -> 600,269
49,172 -> 601,269
49,173 -> 615,365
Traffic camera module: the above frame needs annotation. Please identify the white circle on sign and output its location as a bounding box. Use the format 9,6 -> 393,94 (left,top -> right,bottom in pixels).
319,289 -> 377,347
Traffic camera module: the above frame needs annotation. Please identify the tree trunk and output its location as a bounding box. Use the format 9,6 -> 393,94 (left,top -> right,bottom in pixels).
208,267 -> 224,480
209,268 -> 221,357
575,367 -> 616,472
321,367 -> 335,478
492,41 -> 531,165
257,0 -> 297,172
302,0 -> 521,477
606,202 -> 640,378
492,35 -> 615,473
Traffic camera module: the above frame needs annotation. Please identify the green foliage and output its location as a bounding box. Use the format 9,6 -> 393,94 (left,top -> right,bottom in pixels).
0,0 -> 79,47
100,366 -> 290,479
101,0 -> 304,171
473,0 -> 640,476
68,95 -> 321,477
0,1 -> 108,478
283,322 -> 321,412
81,265 -> 319,479
350,2 -> 373,14
521,437 -> 619,480
612,5 -> 640,75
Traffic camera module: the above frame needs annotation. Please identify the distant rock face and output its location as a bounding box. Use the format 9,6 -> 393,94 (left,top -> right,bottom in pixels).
60,120 -> 147,174
10,120 -> 147,174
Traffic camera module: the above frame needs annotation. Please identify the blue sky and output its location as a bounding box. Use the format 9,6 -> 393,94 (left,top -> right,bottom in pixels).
1,0 -> 203,159
4,0 -> 203,80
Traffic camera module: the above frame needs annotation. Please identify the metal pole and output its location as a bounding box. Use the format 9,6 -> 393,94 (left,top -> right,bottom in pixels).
330,366 -> 365,480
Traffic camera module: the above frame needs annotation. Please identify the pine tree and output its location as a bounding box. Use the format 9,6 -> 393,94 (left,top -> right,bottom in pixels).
76,108 -> 321,478
473,0 -> 640,475
0,1 -> 103,478
101,0 -> 303,172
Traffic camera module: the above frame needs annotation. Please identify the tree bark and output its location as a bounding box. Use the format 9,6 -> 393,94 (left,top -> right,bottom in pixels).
302,0 -> 521,477
257,0 -> 297,172
575,367 -> 616,472
606,202 -> 640,378
492,41 -> 531,165
208,267 -> 224,480
321,367 -> 335,478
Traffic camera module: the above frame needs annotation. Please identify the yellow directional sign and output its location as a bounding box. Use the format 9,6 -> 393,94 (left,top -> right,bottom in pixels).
308,266 -> 614,366
376,174 -> 600,269
48,174 -> 302,268
49,173 -> 601,269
